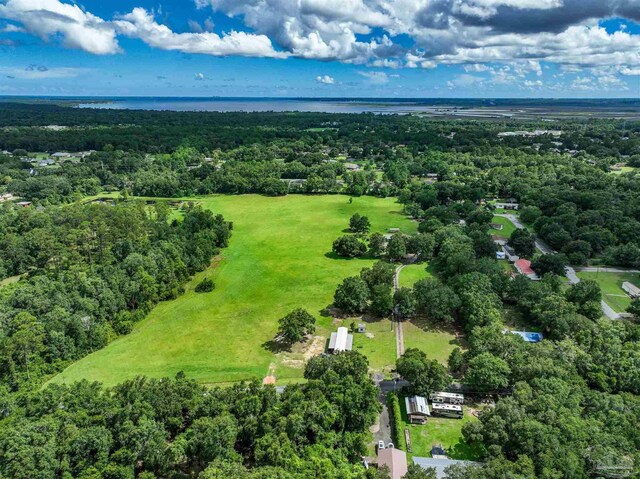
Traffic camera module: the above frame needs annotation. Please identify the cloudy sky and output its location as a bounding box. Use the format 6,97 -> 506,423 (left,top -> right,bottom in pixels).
0,0 -> 639,97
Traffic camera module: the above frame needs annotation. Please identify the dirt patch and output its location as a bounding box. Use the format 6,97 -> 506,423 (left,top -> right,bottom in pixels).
282,358 -> 305,368
303,335 -> 326,360
262,363 -> 277,385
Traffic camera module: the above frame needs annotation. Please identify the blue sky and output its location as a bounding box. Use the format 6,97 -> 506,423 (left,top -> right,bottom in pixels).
0,0 -> 639,97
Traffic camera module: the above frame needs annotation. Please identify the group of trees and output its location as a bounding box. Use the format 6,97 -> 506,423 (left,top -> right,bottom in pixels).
3,105 -> 639,272
332,215 -> 435,264
0,352 -> 387,479
394,218 -> 640,477
0,201 -> 231,390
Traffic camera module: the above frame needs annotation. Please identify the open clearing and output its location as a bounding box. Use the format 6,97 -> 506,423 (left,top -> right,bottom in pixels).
576,271 -> 640,313
398,263 -> 434,288
489,215 -> 516,238
52,195 -> 419,386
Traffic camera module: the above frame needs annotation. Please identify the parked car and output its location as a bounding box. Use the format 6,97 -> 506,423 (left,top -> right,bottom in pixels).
387,443 -> 394,449
378,440 -> 385,450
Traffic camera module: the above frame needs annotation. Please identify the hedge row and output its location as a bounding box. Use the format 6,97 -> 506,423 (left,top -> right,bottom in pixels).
386,392 -> 404,450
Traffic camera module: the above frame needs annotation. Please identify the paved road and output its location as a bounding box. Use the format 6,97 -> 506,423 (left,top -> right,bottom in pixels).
495,213 -> 555,254
497,214 -> 620,320
372,388 -> 392,447
394,265 -> 405,358
575,267 -> 640,273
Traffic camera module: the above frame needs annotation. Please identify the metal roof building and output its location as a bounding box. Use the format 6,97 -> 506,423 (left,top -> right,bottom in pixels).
405,396 -> 430,424
328,327 -> 353,353
413,457 -> 479,479
622,281 -> 640,298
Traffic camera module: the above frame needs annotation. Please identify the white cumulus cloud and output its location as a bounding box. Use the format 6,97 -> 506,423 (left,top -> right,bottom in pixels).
315,75 -> 335,84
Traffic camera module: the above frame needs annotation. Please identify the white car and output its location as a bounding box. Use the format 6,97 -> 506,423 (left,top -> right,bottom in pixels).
378,440 -> 385,450
387,443 -> 394,449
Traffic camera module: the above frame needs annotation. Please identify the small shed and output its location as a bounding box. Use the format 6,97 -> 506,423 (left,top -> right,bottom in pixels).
405,396 -> 430,424
490,223 -> 504,230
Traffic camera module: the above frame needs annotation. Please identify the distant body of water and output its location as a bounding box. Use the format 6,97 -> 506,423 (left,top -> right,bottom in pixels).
78,98 -> 460,114
75,97 -> 640,118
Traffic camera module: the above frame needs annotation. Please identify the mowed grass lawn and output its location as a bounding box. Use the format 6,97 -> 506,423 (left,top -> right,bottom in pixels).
52,195 -> 417,387
403,318 -> 462,365
489,215 -> 516,238
398,263 -> 434,288
399,397 -> 483,460
577,271 -> 640,313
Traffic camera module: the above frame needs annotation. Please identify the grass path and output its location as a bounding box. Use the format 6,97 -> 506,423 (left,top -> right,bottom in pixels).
52,195 -> 417,387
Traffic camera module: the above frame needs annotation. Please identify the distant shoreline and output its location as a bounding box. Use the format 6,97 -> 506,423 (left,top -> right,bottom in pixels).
1,96 -> 639,119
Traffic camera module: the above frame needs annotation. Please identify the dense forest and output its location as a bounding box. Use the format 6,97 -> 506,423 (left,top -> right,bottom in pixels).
0,202 -> 231,389
0,104 -> 639,478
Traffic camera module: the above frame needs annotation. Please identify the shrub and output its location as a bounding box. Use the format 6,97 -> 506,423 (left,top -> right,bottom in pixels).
195,277 -> 215,293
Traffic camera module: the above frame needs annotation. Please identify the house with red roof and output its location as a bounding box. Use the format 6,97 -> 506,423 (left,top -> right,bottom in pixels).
514,259 -> 539,280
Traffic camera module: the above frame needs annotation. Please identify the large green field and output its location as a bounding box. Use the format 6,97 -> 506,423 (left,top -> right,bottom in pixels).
52,195 -> 418,386
576,271 -> 640,313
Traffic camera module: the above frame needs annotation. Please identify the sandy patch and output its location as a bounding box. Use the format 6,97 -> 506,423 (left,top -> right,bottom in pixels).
282,358 -> 305,368
303,335 -> 326,360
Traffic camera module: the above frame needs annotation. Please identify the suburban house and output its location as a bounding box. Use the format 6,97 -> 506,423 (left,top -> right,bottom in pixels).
430,391 -> 464,405
491,234 -> 507,246
514,259 -> 539,280
405,396 -> 430,424
52,152 -> 71,158
328,327 -> 353,354
413,457 -> 479,479
344,162 -> 361,171
494,202 -> 519,210
622,282 -> 640,299
377,447 -> 408,479
505,330 -> 544,343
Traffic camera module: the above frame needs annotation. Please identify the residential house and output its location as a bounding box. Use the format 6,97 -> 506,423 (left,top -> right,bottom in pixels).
413,457 -> 479,479
377,447 -> 408,479
514,259 -> 539,280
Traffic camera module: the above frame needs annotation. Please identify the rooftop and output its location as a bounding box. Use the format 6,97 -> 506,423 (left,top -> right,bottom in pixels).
405,396 -> 430,416
413,457 -> 479,479
378,447 -> 408,479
